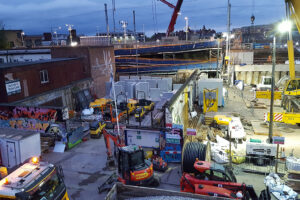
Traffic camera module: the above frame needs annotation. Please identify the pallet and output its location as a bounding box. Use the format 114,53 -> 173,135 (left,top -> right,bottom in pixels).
251,120 -> 282,136
246,101 -> 267,109
40,137 -> 55,154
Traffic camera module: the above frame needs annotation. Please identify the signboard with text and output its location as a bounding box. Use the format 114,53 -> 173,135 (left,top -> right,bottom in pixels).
187,128 -> 196,136
5,80 -> 21,96
272,136 -> 285,145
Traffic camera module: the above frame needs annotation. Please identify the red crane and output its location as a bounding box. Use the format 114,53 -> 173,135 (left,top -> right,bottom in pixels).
158,0 -> 184,36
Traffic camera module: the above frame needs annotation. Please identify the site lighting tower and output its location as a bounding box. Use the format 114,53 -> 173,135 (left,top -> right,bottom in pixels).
119,20 -> 128,44
184,17 -> 188,41
268,20 -> 292,144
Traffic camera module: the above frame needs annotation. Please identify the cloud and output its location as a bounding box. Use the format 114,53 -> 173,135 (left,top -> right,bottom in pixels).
0,0 -> 287,36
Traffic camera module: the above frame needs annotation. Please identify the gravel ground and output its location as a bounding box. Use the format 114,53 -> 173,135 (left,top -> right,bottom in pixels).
221,85 -> 300,157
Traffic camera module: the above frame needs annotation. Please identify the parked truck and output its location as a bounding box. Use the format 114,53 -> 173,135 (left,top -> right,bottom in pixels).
0,157 -> 69,200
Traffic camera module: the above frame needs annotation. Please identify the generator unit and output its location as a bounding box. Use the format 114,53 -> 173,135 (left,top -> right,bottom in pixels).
246,142 -> 277,166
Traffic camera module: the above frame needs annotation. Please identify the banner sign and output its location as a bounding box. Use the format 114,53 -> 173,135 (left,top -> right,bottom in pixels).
5,80 -> 21,96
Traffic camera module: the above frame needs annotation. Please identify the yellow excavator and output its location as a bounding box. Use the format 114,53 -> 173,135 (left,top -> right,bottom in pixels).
262,0 -> 300,125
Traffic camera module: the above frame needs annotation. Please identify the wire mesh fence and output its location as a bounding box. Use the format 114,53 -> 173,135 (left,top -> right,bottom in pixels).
211,151 -> 287,176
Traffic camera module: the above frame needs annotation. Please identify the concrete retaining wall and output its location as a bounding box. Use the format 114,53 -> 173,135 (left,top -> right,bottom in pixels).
235,64 -> 299,85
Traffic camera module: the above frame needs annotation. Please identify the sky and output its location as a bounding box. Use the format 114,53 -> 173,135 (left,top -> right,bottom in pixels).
0,0 -> 286,36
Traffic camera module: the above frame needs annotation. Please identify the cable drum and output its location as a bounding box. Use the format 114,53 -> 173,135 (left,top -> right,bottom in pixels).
181,142 -> 211,173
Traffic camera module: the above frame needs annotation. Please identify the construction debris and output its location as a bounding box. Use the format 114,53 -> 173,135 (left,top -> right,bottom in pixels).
264,173 -> 298,199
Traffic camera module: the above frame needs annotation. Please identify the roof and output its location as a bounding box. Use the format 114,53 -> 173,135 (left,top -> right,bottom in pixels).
0,128 -> 39,140
0,162 -> 53,197
0,49 -> 50,55
0,58 -> 79,70
0,30 -> 22,32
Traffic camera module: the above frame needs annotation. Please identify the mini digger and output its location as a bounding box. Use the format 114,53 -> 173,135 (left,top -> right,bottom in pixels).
98,129 -> 159,193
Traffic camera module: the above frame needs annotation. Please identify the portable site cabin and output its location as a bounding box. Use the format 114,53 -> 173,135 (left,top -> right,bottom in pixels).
0,128 -> 41,169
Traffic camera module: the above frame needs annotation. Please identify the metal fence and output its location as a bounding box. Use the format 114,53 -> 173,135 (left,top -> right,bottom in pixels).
211,152 -> 287,176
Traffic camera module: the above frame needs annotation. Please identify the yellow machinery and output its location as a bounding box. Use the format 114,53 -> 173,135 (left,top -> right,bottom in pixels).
137,99 -> 154,113
213,115 -> 232,126
135,107 -> 146,122
0,157 -> 69,200
258,1 -> 300,125
90,121 -> 106,138
203,88 -> 218,114
127,99 -> 138,114
89,98 -> 112,113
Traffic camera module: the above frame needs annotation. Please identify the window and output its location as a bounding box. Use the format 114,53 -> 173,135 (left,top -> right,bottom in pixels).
9,41 -> 15,48
40,70 -> 49,84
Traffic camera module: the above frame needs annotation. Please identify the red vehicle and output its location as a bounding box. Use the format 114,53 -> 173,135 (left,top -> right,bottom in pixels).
180,160 -> 270,200
102,129 -> 159,187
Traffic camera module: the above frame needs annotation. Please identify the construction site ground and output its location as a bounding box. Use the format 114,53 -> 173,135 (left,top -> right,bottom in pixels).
43,135 -> 270,200
42,85 -> 300,199
222,85 -> 300,157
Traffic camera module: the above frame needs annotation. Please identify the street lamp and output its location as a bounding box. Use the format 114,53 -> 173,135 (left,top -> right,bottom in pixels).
184,17 -> 188,41
268,20 -> 292,144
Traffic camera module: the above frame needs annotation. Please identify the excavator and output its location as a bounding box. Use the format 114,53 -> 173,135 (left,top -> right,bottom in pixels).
259,0 -> 300,125
99,128 -> 159,191
101,102 -> 127,123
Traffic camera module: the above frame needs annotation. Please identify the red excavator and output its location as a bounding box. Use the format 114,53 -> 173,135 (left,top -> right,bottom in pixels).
180,160 -> 270,200
101,129 -> 159,187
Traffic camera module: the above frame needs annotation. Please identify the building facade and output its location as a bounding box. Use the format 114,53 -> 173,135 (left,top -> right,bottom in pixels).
0,30 -> 24,48
0,58 -> 91,110
51,46 -> 116,98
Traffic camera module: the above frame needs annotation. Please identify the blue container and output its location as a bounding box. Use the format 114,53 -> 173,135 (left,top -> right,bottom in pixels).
164,143 -> 182,151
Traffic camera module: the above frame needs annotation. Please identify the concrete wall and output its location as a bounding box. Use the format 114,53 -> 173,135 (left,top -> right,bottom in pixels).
168,70 -> 198,130
231,51 -> 254,65
235,64 -> 300,85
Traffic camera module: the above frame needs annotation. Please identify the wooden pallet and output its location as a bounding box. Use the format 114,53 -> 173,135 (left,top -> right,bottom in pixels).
41,137 -> 55,154
251,120 -> 282,136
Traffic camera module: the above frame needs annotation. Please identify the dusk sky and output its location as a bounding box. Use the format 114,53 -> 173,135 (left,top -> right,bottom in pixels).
0,0 -> 286,36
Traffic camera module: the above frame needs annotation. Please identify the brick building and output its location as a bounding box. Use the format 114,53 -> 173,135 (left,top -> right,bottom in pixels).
51,46 -> 115,98
0,58 -> 91,110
